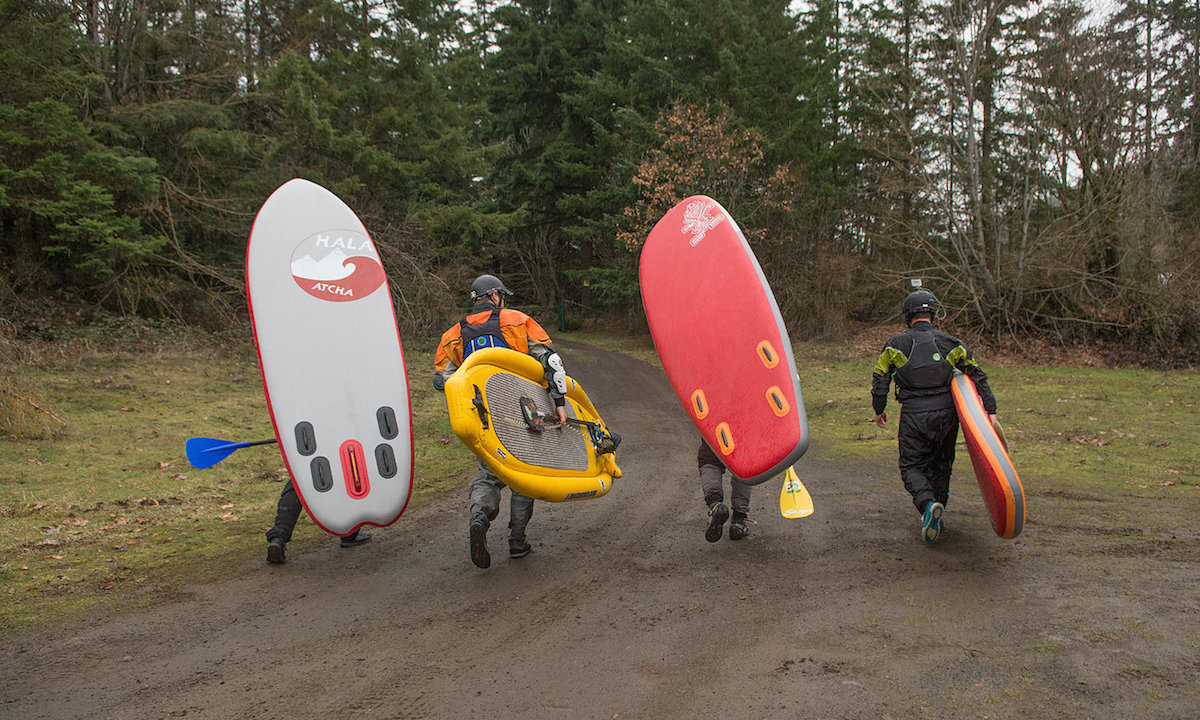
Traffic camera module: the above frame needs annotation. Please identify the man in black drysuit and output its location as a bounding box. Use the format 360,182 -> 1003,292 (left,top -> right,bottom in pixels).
870,288 -> 997,544
266,481 -> 371,564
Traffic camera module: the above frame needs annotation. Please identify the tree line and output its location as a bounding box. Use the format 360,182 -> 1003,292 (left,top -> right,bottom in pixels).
1,0 -> 1197,360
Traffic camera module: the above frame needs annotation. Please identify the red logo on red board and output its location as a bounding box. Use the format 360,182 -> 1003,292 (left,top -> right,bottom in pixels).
290,229 -> 386,302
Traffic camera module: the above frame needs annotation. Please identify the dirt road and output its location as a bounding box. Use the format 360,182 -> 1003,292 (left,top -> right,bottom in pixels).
2,340 -> 1197,718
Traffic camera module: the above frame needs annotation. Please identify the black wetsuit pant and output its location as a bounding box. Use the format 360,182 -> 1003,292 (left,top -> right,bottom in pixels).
898,407 -> 959,513
698,440 -> 751,518
266,480 -> 302,543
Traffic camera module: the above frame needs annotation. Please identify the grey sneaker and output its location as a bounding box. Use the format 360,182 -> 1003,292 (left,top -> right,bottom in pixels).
729,518 -> 749,541
509,541 -> 532,559
705,502 -> 730,543
340,529 -> 372,547
470,520 -> 491,568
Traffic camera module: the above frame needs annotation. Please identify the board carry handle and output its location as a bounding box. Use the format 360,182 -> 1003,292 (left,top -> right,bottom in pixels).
471,384 -> 490,429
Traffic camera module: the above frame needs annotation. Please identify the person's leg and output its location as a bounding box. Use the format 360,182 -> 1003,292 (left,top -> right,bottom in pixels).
266,480 -> 301,563
729,477 -> 752,540
697,440 -> 726,506
467,458 -> 503,568
898,411 -> 938,514
468,458 -> 502,526
927,409 -> 959,508
698,441 -> 729,542
899,411 -> 945,543
508,490 -> 534,558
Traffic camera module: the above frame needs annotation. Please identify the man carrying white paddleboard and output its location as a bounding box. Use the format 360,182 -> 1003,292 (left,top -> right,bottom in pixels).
434,274 -> 568,569
870,286 -> 997,544
266,481 -> 371,563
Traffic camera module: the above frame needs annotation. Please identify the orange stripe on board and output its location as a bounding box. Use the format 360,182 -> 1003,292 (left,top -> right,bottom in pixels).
958,384 -> 1018,538
982,445 -> 1015,537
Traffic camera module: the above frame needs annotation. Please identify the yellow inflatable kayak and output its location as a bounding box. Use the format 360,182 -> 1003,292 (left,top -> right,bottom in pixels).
444,347 -> 621,501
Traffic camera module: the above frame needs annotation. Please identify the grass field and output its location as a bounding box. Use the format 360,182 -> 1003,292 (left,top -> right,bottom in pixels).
2,328 -> 1197,631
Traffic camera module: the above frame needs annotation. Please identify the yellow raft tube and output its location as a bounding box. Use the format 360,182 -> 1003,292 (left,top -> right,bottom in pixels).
444,347 -> 621,502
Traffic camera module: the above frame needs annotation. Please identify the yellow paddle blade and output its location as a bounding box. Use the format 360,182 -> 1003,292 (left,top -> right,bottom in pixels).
780,466 -> 814,519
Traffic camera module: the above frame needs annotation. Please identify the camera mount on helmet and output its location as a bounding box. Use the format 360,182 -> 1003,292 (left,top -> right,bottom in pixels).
903,279 -> 943,323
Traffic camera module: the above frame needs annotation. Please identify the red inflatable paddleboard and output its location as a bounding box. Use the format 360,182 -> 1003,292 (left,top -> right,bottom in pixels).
951,370 -> 1024,539
640,195 -> 808,484
246,179 -> 414,536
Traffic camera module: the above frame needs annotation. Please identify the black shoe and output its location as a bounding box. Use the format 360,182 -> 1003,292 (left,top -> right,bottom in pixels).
729,518 -> 749,541
267,538 -> 286,564
470,520 -> 491,569
340,529 -> 372,548
509,541 -> 532,559
705,502 -> 730,543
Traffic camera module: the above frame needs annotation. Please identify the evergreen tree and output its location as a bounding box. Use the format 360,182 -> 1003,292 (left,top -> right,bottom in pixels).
0,0 -> 162,313
481,0 -> 649,305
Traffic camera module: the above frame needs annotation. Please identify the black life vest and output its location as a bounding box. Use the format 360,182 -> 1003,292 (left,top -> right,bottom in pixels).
460,306 -> 509,359
894,325 -> 952,392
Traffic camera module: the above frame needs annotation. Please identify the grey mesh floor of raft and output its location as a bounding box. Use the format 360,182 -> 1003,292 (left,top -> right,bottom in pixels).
486,372 -> 590,471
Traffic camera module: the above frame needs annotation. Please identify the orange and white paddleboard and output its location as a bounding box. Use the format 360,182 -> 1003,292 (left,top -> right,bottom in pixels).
246,179 -> 413,536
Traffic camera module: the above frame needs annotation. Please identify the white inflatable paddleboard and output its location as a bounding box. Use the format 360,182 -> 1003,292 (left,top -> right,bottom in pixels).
246,179 -> 413,536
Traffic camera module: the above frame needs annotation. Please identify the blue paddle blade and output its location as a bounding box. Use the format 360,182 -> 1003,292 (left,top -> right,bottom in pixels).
185,437 -> 250,469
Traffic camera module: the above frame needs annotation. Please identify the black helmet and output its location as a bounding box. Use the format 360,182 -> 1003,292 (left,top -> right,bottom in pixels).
903,289 -> 937,323
470,274 -> 512,303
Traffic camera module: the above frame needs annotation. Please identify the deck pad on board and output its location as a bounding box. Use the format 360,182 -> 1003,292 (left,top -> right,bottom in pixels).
487,372 -> 590,471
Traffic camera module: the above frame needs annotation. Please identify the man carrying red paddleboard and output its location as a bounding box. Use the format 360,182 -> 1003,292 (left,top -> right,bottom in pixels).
698,440 -> 752,542
870,286 -> 997,544
434,274 -> 569,569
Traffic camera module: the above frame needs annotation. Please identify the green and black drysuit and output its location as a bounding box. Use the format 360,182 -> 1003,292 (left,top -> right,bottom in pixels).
871,320 -> 997,514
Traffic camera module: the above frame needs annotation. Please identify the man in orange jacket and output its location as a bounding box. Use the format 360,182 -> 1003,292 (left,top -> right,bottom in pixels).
434,274 -> 568,569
